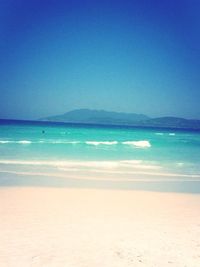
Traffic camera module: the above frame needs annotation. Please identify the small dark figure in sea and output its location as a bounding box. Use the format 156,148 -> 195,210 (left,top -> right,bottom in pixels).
42,130 -> 45,134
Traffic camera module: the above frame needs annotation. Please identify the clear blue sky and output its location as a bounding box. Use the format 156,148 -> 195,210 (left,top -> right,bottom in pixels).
0,0 -> 200,119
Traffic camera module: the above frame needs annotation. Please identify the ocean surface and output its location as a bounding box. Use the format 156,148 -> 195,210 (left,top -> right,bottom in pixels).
0,120 -> 200,193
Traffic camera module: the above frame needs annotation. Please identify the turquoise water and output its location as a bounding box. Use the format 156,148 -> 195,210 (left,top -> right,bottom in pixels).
0,120 -> 200,192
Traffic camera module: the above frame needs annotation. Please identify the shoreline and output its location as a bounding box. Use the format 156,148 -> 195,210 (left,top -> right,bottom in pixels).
1,172 -> 200,194
0,186 -> 200,266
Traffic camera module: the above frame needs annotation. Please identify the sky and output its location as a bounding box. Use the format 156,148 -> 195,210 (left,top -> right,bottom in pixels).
0,0 -> 200,120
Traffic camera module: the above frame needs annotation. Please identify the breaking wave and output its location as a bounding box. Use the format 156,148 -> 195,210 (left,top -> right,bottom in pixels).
0,141 -> 11,144
0,159 -> 200,180
85,141 -> 118,146
18,140 -> 32,144
0,139 -> 152,148
0,140 -> 32,144
155,133 -> 164,136
122,140 -> 151,148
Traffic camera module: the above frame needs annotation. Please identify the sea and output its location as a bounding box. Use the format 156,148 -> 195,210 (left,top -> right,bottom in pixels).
0,119 -> 200,193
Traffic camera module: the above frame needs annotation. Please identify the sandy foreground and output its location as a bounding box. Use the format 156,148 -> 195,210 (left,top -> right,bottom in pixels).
0,187 -> 200,267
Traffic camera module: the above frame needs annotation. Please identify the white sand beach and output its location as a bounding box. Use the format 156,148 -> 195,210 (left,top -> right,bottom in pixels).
0,186 -> 200,267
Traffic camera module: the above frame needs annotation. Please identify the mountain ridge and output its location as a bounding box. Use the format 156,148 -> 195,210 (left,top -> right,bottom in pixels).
40,109 -> 200,129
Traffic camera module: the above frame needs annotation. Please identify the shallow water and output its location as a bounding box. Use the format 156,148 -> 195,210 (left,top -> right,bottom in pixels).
0,120 -> 200,192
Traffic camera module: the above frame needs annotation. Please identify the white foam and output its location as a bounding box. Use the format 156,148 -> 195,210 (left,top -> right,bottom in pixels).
67,141 -> 81,144
155,133 -> 164,136
48,140 -> 65,144
0,140 -> 32,144
50,140 -> 80,144
177,162 -> 184,166
38,140 -> 80,144
169,133 -> 175,136
0,159 -> 159,171
86,141 -> 118,146
122,140 -> 151,148
120,161 -> 161,170
1,159 -> 199,180
1,168 -> 200,181
120,160 -> 143,165
0,141 -> 12,144
64,161 -> 119,168
18,140 -> 32,144
0,159 -> 119,169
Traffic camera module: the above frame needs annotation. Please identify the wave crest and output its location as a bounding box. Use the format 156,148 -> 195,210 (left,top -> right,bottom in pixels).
85,141 -> 118,146
0,140 -> 32,144
0,141 -> 11,144
122,140 -> 151,148
18,140 -> 32,144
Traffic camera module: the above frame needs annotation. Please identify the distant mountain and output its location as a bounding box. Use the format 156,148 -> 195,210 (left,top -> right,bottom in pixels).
40,109 -> 200,129
40,109 -> 150,124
